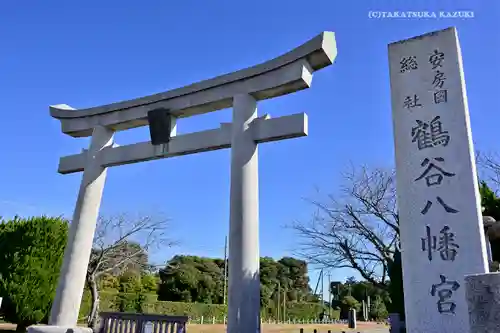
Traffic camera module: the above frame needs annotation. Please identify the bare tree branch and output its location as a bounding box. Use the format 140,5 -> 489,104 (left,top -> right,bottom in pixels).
478,151 -> 500,191
85,213 -> 175,329
291,166 -> 398,290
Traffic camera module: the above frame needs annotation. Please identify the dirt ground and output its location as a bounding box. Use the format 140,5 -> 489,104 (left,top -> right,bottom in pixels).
0,322 -> 388,333
187,323 -> 388,333
0,324 -> 15,333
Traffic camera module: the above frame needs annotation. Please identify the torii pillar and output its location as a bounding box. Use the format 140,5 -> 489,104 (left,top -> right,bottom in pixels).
28,31 -> 337,333
228,93 -> 260,332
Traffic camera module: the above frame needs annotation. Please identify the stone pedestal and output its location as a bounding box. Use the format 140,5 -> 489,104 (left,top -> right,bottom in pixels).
465,272 -> 500,333
28,325 -> 93,333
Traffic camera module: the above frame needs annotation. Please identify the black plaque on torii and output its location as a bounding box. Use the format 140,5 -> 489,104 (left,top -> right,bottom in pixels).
147,108 -> 172,145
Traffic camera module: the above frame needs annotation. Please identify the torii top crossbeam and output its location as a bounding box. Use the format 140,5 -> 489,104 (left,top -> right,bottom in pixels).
50,31 -> 336,137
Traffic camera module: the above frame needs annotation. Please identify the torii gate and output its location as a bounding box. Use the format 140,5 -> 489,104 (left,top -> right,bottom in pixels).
38,31 -> 336,333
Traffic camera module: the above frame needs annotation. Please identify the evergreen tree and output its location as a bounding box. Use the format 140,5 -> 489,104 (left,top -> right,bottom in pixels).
0,216 -> 68,330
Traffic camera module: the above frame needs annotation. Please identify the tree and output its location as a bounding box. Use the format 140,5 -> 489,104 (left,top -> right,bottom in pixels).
369,296 -> 388,321
478,152 -> 500,190
141,273 -> 159,293
158,256 -> 225,304
341,278 -> 389,305
86,214 -> 172,329
478,181 -> 500,269
475,151 -> 500,268
387,249 -> 404,317
157,255 -> 315,313
0,216 -> 68,331
329,277 -> 390,319
341,295 -> 360,312
292,167 -> 399,289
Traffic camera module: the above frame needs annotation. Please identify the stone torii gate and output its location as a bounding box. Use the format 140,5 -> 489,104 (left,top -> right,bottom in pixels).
31,31 -> 337,333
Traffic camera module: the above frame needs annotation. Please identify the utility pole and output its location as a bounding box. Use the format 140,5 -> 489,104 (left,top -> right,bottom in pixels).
223,235 -> 228,305
328,271 -> 332,318
277,281 -> 281,322
283,287 -> 286,321
313,269 -> 322,299
321,269 -> 324,303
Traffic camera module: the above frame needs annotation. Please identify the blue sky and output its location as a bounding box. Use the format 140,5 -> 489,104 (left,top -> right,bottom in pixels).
1,0 -> 498,298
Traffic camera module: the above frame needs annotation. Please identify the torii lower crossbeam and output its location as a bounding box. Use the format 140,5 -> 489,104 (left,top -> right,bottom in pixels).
57,112 -> 307,174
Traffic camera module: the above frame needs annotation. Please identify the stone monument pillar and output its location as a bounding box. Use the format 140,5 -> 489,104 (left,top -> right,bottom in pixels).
388,27 -> 488,333
347,308 -> 356,329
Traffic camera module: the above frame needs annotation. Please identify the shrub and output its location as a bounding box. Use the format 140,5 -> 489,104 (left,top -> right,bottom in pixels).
341,296 -> 360,311
79,291 -> 333,321
141,274 -> 159,293
0,216 -> 68,330
369,296 -> 389,320
284,302 -> 334,320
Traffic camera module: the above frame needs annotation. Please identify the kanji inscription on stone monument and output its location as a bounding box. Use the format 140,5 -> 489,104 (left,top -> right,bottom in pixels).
389,27 -> 489,333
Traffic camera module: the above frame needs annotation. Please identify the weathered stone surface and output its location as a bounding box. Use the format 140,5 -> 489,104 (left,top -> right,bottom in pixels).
483,216 -> 496,229
485,220 -> 500,240
465,272 -> 500,333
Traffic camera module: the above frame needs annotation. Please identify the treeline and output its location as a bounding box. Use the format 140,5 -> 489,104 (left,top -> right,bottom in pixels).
90,255 -> 390,320
157,255 -> 316,304
92,255 -> 318,305
329,277 -> 389,320
89,254 -> 322,316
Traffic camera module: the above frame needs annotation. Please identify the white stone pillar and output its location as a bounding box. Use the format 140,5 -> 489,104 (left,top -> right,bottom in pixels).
49,126 -> 114,326
227,94 -> 260,333
389,27 -> 488,333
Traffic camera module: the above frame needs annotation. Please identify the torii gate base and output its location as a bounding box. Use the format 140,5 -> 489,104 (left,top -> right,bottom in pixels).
27,32 -> 336,333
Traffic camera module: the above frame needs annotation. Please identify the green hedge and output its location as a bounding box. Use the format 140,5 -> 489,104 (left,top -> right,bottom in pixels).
80,291 -> 338,320
285,302 -> 339,320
